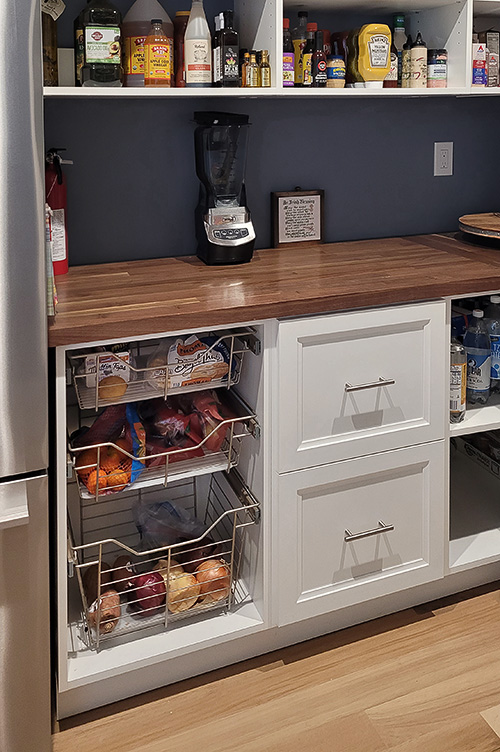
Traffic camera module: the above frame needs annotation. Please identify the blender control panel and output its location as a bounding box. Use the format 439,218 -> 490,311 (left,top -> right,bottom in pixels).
212,228 -> 250,241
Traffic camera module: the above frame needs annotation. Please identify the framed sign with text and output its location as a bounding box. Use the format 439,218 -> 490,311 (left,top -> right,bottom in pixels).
271,189 -> 324,248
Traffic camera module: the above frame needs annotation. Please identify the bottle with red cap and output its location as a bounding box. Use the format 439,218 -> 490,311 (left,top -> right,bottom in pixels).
302,22 -> 317,86
283,18 -> 294,86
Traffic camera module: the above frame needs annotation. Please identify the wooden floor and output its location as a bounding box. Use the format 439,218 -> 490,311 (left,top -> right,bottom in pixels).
53,582 -> 500,752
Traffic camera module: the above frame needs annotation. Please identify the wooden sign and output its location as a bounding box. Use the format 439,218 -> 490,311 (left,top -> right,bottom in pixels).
271,189 -> 324,248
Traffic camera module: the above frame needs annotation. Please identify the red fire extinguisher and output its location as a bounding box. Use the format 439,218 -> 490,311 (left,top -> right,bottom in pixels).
45,148 -> 69,275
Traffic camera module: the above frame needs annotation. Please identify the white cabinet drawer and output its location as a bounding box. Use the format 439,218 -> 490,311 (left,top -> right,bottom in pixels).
278,301 -> 446,472
276,442 -> 445,626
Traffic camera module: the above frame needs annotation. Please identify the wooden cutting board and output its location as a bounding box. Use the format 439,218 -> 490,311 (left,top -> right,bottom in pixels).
459,213 -> 500,238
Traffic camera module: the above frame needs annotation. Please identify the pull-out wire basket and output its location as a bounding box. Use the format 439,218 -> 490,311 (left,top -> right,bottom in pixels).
68,471 -> 260,651
68,329 -> 260,411
69,391 -> 259,499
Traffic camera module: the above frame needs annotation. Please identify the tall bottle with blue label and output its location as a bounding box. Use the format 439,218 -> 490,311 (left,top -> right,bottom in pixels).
464,309 -> 491,404
485,294 -> 500,391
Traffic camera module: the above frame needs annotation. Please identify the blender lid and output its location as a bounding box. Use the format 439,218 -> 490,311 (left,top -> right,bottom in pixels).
194,111 -> 250,127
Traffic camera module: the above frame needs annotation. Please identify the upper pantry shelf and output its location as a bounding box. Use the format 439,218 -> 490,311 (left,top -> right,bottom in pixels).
283,0 -> 462,9
43,86 -> 499,98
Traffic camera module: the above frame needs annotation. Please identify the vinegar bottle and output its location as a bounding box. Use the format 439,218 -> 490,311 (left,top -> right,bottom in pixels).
145,19 -> 172,86
122,0 -> 173,87
185,0 -> 212,87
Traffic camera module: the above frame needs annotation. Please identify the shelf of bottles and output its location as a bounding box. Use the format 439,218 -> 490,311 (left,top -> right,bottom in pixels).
42,0 -> 500,97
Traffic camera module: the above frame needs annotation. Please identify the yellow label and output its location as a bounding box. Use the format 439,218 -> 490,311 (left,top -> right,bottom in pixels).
145,41 -> 172,81
293,39 -> 305,83
125,35 -> 146,76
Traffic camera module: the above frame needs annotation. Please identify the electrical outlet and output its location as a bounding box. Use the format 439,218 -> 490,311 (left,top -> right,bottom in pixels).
434,142 -> 453,176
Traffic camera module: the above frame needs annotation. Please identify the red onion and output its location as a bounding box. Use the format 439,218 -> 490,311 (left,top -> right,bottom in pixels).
129,571 -> 166,614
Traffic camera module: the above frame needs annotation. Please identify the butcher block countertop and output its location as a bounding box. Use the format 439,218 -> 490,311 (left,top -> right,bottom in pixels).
48,233 -> 500,347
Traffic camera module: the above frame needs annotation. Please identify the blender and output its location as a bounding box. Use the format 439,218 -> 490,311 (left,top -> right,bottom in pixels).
193,111 -> 255,265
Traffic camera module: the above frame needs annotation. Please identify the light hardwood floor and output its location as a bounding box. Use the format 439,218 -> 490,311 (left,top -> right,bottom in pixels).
53,582 -> 500,752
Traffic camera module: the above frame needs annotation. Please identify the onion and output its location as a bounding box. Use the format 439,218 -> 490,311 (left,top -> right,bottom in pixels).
167,573 -> 200,613
153,558 -> 185,586
129,571 -> 166,614
195,559 -> 231,605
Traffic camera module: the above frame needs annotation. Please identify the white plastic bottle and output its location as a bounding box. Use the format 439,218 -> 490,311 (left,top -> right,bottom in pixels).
122,0 -> 173,87
185,0 -> 212,87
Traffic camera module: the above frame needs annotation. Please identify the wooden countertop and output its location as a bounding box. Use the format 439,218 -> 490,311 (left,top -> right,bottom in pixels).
48,233 -> 500,347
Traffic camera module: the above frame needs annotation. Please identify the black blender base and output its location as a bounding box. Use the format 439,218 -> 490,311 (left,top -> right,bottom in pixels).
197,241 -> 255,265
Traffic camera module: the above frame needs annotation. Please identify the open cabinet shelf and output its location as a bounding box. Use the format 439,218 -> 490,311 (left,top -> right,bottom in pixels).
449,436 -> 500,570
45,0 -> 500,98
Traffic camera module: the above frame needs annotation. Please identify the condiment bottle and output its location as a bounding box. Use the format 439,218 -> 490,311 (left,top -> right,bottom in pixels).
174,10 -> 190,87
283,18 -> 294,87
322,30 -> 331,56
292,11 -> 308,85
302,22 -> 317,87
357,23 -> 391,88
42,2 -> 59,86
393,14 -> 406,86
144,19 -> 171,86
214,10 -> 239,87
346,28 -> 362,86
401,33 -> 413,88
326,55 -> 346,88
241,50 -> 250,86
185,0 -> 212,87
122,0 -> 173,87
410,31 -> 427,88
78,0 -> 123,87
259,49 -> 271,87
245,51 -> 260,87
384,37 -> 398,88
427,49 -> 447,88
312,31 -> 327,87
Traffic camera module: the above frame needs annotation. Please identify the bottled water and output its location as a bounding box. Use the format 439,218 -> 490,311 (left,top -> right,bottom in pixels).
464,309 -> 491,404
485,294 -> 500,392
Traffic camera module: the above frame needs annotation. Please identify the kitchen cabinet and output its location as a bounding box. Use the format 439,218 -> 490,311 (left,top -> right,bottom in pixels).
276,442 -> 445,625
45,0 -> 500,98
277,301 -> 447,472
51,249 -> 500,719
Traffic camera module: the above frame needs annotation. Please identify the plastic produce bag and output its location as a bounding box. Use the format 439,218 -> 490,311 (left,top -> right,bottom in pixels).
133,497 -> 207,549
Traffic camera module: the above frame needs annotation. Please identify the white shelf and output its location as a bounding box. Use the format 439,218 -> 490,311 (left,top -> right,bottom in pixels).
284,0 -> 464,9
449,393 -> 500,436
44,85 -> 500,98
449,442 -> 500,570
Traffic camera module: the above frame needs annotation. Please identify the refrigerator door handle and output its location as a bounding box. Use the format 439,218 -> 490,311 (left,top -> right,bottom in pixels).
0,480 -> 29,530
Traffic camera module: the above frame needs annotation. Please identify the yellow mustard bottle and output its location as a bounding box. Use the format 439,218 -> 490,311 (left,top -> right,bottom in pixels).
357,23 -> 391,88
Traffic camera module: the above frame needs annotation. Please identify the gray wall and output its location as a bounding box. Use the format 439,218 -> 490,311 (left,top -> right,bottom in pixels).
44,94 -> 500,266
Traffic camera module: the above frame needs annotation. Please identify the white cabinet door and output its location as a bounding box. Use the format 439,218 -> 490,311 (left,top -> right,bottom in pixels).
278,301 -> 446,472
276,442 -> 445,626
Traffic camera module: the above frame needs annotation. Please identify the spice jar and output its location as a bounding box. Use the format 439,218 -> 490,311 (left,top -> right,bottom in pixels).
427,49 -> 447,88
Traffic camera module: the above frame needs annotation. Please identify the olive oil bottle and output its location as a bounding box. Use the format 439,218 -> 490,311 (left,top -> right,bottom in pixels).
77,0 -> 123,87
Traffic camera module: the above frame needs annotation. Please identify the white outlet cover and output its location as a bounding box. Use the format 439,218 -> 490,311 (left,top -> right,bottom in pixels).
434,142 -> 453,176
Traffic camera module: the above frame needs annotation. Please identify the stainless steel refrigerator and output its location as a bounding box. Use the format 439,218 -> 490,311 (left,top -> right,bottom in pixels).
0,1 -> 51,750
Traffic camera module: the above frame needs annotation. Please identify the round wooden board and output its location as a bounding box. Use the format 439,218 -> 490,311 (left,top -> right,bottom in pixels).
459,213 -> 500,238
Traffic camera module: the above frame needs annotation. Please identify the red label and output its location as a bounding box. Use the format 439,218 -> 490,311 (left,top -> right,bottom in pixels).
91,31 -> 103,41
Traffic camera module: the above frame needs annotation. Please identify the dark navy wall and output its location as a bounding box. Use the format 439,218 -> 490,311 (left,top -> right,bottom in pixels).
44,94 -> 500,266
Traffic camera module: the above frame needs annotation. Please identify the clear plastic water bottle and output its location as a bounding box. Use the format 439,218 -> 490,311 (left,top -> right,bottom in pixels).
464,309 -> 491,404
485,294 -> 500,392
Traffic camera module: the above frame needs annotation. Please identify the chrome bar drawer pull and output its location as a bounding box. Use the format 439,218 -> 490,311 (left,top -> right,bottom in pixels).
344,520 -> 395,543
344,377 -> 396,393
